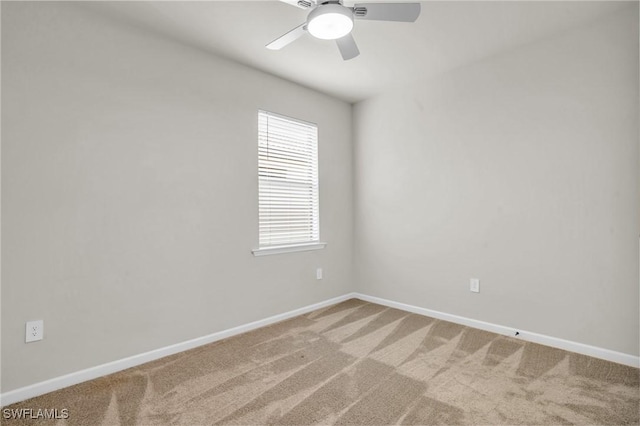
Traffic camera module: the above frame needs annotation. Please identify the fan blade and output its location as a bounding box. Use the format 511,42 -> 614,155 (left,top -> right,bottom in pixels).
353,3 -> 421,22
279,0 -> 315,9
266,23 -> 307,50
336,33 -> 360,60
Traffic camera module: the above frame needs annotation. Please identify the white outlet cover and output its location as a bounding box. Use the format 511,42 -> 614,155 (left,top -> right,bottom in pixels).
470,278 -> 480,293
316,268 -> 323,280
26,320 -> 44,343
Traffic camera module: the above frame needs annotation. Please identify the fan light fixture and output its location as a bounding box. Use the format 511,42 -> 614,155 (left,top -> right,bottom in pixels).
266,1 -> 422,61
306,4 -> 354,40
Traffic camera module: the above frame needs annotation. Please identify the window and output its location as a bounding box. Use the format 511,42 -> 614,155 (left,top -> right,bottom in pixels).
253,110 -> 325,256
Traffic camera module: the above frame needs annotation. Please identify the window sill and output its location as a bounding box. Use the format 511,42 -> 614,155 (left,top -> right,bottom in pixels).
252,242 -> 327,257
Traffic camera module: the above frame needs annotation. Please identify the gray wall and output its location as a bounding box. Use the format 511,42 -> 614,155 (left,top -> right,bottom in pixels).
1,2 -> 353,392
354,6 -> 639,356
2,0 -> 638,396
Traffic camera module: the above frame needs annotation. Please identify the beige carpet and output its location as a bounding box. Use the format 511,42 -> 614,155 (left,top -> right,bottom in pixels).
3,299 -> 639,425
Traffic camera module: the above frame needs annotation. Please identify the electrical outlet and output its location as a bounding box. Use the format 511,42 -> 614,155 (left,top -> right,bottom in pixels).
25,320 -> 44,343
316,268 -> 323,280
470,278 -> 480,293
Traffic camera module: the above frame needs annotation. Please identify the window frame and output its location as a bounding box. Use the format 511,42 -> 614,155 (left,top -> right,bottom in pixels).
252,110 -> 326,256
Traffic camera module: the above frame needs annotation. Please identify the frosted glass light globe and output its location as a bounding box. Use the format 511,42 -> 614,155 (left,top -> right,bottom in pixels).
307,4 -> 354,40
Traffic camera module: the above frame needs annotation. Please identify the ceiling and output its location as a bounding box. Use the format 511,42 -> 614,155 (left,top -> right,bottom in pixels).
81,1 -> 629,103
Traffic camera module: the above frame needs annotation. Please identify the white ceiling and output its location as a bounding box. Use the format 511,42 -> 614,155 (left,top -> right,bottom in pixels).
81,1 -> 629,103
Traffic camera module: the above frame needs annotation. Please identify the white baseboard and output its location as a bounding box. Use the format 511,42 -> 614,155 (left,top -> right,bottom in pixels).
352,293 -> 640,368
2,291 -> 637,406
0,293 -> 357,407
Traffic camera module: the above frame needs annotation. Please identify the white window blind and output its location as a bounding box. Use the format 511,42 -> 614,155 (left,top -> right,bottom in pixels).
258,110 -> 319,248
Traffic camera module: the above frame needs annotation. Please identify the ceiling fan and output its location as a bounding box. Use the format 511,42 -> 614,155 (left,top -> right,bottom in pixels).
266,0 -> 421,60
